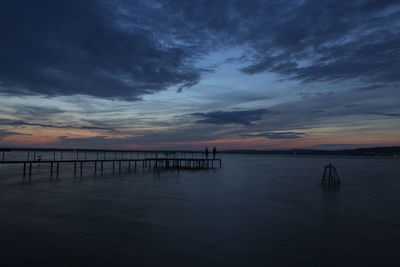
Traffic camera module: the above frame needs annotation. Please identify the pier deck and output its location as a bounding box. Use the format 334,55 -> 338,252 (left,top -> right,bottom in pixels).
0,149 -> 221,180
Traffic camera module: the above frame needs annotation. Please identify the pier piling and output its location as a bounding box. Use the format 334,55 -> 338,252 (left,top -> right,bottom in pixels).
29,162 -> 32,181
0,150 -> 222,180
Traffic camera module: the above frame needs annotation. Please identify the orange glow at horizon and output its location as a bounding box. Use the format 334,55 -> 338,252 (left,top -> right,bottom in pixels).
1,125 -> 399,150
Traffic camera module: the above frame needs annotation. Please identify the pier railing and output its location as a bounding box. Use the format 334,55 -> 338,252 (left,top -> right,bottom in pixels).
0,149 -> 222,180
1,149 -> 222,161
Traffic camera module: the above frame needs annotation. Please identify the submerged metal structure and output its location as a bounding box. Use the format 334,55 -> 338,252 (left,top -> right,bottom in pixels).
321,163 -> 340,185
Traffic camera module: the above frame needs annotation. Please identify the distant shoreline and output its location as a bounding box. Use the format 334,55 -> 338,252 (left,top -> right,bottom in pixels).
1,146 -> 399,157
223,146 -> 400,157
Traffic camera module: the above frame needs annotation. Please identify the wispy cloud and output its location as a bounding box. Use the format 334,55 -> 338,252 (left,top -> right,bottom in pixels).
368,112 -> 400,117
0,118 -> 114,131
0,118 -> 71,129
192,109 -> 268,126
241,132 -> 307,139
0,129 -> 31,140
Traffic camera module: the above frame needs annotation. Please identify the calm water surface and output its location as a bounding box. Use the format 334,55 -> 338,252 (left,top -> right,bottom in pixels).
1,154 -> 400,266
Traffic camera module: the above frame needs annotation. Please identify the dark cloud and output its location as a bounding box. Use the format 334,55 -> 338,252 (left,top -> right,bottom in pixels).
165,0 -> 400,89
241,132 -> 307,139
353,84 -> 385,91
80,126 -> 114,131
345,104 -> 360,109
0,129 -> 31,140
237,1 -> 400,85
368,112 -> 400,117
0,118 -> 72,129
0,118 -> 114,131
192,109 -> 268,126
1,0 -> 399,100
5,106 -> 66,121
232,87 -> 400,134
0,0 -> 204,100
299,91 -> 334,99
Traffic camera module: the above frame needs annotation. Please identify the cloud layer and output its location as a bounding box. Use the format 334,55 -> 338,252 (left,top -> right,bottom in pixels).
241,132 -> 307,140
0,0 -> 203,99
192,109 -> 268,126
0,0 -> 399,149
1,0 -> 399,100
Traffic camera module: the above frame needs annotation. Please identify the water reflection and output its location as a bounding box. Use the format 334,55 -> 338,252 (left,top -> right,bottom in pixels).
1,155 -> 400,266
321,184 -> 340,200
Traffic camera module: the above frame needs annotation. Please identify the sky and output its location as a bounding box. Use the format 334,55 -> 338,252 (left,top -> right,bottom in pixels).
0,0 -> 399,150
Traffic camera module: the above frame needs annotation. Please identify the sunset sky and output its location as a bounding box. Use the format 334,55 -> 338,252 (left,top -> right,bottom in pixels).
0,0 -> 399,150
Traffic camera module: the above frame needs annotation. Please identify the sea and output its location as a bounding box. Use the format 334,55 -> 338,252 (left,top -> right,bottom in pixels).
1,152 -> 400,266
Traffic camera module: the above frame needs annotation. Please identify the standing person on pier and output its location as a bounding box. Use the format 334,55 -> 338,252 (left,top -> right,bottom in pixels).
205,147 -> 209,158
212,147 -> 217,159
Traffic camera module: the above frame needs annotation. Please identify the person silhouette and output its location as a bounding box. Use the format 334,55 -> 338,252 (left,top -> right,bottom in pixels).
205,147 -> 209,158
212,147 -> 216,159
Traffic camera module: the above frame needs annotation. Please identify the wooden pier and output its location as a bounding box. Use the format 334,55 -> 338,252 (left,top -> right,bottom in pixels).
0,149 -> 221,181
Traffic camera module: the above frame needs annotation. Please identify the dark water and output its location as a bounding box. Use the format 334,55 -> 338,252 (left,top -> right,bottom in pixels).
1,154 -> 400,266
